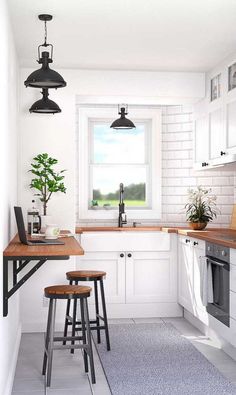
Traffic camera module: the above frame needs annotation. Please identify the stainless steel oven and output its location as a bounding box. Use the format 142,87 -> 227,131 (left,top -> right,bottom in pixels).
205,242 -> 230,327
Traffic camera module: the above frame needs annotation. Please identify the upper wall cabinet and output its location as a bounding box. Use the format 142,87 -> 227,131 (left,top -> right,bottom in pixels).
227,100 -> 236,152
194,116 -> 209,167
194,61 -> 236,170
209,108 -> 225,160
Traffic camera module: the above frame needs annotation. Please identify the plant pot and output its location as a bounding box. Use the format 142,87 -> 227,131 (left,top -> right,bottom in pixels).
188,222 -> 207,230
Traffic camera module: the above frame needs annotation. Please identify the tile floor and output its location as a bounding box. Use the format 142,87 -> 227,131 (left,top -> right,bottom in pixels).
12,317 -> 236,394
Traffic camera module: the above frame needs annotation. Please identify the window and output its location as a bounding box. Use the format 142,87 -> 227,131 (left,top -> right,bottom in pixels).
77,106 -> 161,221
90,121 -> 149,209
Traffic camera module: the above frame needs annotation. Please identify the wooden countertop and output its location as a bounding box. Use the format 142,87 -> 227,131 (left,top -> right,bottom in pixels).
75,226 -> 236,249
3,233 -> 84,257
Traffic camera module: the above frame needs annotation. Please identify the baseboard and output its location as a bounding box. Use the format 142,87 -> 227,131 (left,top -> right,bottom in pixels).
184,309 -> 236,361
22,302 -> 183,332
4,323 -> 22,395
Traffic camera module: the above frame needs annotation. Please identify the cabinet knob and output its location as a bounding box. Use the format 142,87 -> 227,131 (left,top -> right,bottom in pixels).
120,253 -> 124,258
127,253 -> 132,258
193,241 -> 198,246
220,151 -> 226,156
185,239 -> 190,243
202,162 -> 209,167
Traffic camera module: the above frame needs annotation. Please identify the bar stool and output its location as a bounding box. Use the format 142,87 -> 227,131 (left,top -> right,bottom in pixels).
42,284 -> 95,387
63,270 -> 111,351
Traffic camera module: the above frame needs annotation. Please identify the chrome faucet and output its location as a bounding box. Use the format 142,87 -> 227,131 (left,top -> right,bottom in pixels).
118,183 -> 127,227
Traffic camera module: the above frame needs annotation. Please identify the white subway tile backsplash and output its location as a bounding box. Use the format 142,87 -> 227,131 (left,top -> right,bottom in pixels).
181,159 -> 194,168
166,123 -> 183,133
181,177 -> 197,186
162,141 -> 182,150
212,177 -> 232,186
162,150 -> 189,160
162,177 -> 182,186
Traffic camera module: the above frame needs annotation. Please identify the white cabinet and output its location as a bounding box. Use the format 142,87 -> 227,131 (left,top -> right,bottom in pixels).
77,232 -> 181,318
209,108 -> 225,160
178,235 -> 207,322
178,236 -> 194,314
126,251 -> 177,304
226,100 -> 236,153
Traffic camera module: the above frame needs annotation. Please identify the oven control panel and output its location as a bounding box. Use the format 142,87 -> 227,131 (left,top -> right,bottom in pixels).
206,242 -> 230,263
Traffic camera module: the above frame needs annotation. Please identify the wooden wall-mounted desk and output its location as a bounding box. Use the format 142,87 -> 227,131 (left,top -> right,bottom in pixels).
3,233 -> 84,317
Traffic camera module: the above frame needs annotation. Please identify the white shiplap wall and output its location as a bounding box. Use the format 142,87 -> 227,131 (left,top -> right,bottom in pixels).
77,105 -> 235,227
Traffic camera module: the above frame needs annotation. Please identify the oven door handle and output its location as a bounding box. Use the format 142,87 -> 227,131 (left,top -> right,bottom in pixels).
207,258 -> 225,267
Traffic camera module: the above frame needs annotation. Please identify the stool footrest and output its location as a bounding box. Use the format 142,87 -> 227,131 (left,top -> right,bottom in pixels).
54,335 -> 83,342
52,344 -> 89,351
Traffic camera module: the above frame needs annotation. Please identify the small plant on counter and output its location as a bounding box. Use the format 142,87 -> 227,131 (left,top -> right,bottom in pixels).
185,186 -> 219,230
29,153 -> 66,215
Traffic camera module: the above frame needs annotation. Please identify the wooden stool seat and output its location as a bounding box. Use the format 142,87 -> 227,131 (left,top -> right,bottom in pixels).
66,270 -> 106,281
44,285 -> 92,298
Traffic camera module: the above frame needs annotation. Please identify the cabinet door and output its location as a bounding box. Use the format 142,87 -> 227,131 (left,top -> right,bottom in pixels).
194,116 -> 209,164
226,100 -> 236,152
126,251 -> 177,303
76,251 -> 125,304
178,236 -> 194,314
209,108 -> 225,159
192,241 -> 206,315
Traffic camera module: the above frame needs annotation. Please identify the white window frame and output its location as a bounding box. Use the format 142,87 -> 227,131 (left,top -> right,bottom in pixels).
78,106 -> 162,220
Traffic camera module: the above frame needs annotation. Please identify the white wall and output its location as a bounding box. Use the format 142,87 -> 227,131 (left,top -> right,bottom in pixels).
0,1 -> 20,394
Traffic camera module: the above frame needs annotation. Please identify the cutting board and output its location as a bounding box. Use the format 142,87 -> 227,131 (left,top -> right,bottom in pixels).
230,204 -> 236,229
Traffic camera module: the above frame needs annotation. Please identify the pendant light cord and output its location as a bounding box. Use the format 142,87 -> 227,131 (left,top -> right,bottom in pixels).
44,20 -> 47,46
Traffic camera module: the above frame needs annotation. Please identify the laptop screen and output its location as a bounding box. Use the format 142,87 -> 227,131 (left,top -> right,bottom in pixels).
14,206 -> 28,244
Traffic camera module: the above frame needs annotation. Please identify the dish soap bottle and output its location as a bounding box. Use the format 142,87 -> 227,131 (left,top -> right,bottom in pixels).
27,200 -> 41,234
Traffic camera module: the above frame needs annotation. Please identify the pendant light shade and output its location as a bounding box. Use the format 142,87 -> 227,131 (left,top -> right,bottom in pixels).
25,52 -> 66,89
24,14 -> 66,89
110,104 -> 136,130
29,89 -> 61,114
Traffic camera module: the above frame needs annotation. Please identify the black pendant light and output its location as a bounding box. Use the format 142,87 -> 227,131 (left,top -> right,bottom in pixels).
24,14 -> 66,89
110,104 -> 136,130
29,89 -> 61,114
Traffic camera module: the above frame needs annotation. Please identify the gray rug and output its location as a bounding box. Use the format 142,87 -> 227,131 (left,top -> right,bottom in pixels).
95,323 -> 236,395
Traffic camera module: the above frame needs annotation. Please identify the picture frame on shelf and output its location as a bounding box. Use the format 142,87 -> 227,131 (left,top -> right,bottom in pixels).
210,74 -> 221,101
228,62 -> 236,91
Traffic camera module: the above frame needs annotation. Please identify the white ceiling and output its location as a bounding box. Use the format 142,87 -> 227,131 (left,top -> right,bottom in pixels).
8,0 -> 236,72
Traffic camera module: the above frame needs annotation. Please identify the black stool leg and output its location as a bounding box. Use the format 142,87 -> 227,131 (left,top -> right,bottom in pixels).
83,297 -> 96,384
71,297 -> 77,354
100,278 -> 111,351
63,280 -> 72,345
46,299 -> 57,387
80,296 -> 88,373
94,279 -> 101,344
42,298 -> 53,375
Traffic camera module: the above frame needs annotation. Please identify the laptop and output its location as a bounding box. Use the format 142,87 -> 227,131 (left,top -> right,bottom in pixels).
14,206 -> 64,245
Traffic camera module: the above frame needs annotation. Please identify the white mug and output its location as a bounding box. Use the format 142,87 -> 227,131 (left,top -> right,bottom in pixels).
45,224 -> 60,239
40,215 -> 52,233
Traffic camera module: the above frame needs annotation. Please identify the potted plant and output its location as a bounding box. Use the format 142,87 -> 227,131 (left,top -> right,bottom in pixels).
29,153 -> 66,229
185,186 -> 219,230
